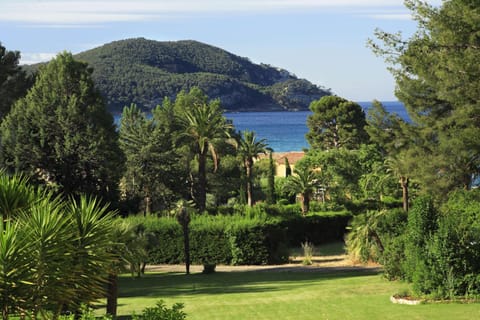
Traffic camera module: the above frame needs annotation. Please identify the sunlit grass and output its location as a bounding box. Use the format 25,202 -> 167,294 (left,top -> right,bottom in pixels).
108,269 -> 480,320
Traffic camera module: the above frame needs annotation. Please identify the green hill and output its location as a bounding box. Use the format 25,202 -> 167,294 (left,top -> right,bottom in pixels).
37,38 -> 332,112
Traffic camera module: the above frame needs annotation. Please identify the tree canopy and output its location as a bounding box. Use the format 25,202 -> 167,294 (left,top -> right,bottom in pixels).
0,42 -> 32,119
370,0 -> 480,195
306,96 -> 368,151
0,52 -> 123,201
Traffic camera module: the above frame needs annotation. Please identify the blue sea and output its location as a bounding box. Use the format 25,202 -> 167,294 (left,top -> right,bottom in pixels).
114,101 -> 408,153
225,101 -> 408,152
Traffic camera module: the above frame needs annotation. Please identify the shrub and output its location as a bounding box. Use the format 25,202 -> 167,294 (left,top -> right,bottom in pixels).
285,211 -> 352,246
301,241 -> 314,265
403,195 -> 438,285
190,216 -> 231,265
132,300 -> 186,320
228,220 -> 269,265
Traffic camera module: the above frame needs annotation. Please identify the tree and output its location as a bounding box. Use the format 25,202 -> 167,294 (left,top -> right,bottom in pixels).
282,166 -> 321,215
266,152 -> 276,204
306,95 -> 368,150
0,52 -> 123,202
176,88 -> 233,211
237,130 -> 270,206
119,104 -> 183,213
369,0 -> 480,195
0,42 -> 32,120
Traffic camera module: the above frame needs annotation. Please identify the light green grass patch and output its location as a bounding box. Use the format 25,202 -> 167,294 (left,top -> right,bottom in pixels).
109,270 -> 480,320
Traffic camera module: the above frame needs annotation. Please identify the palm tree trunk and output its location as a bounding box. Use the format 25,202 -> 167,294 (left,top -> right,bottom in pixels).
246,159 -> 253,206
106,272 -> 118,317
400,176 -> 409,212
301,194 -> 310,216
197,152 -> 207,212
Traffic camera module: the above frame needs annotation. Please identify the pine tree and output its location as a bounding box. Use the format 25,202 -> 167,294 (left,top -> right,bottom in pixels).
370,0 -> 480,195
306,96 -> 368,151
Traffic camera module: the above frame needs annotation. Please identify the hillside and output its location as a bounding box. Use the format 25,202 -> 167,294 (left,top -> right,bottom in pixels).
34,38 -> 331,112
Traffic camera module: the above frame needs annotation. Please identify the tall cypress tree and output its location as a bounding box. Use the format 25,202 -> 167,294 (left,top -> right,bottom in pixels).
266,151 -> 276,204
0,52 -> 123,201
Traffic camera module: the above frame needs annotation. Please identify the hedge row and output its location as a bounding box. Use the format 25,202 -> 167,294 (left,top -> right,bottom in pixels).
124,210 -> 351,266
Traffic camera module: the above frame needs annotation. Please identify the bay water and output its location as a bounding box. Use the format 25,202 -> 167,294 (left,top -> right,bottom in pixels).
114,101 -> 408,152
225,101 -> 408,152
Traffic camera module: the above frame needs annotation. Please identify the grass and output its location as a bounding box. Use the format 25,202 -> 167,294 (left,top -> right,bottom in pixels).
106,269 -> 480,320
94,243 -> 479,319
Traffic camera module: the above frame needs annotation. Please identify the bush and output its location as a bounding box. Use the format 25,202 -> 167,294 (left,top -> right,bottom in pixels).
410,191 -> 480,297
377,190 -> 480,298
132,300 -> 186,320
403,195 -> 438,285
228,221 -> 269,265
125,206 -> 349,267
285,211 -> 352,246
190,216 -> 231,265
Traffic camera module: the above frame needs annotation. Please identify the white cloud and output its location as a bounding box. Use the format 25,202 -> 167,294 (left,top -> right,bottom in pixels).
369,13 -> 413,20
0,0 -> 424,25
20,52 -> 57,65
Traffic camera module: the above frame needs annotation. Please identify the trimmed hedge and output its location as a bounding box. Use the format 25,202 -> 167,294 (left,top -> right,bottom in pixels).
282,211 -> 352,246
124,208 -> 350,266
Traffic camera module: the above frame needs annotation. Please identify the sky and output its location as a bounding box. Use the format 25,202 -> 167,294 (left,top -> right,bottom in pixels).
0,0 -> 441,101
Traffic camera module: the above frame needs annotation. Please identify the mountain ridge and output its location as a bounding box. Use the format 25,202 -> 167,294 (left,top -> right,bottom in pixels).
35,38 -> 332,112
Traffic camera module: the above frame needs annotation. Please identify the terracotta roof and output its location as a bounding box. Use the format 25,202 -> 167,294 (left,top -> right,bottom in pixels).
271,151 -> 305,165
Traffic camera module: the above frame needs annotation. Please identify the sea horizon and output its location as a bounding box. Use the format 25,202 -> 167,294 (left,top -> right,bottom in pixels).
224,101 -> 408,152
114,101 -> 408,153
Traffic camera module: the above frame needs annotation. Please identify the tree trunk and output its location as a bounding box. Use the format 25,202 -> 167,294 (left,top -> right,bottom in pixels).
400,176 -> 409,213
246,159 -> 253,206
144,195 -> 151,216
184,224 -> 190,275
106,272 -> 118,317
301,194 -> 310,216
197,153 -> 207,212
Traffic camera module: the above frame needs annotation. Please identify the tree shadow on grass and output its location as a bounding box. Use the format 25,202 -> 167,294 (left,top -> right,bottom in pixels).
119,268 -> 381,299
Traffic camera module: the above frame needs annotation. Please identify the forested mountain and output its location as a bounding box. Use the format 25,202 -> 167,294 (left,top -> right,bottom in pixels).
34,38 -> 331,113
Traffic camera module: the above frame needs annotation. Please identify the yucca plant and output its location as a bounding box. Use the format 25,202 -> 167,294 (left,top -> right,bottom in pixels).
65,196 -> 117,314
0,171 -> 36,223
0,221 -> 32,320
19,193 -> 74,318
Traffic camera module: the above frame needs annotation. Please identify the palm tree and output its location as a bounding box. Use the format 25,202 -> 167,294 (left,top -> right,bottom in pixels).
237,130 -> 270,206
283,166 -> 321,215
385,154 -> 411,212
177,101 -> 232,211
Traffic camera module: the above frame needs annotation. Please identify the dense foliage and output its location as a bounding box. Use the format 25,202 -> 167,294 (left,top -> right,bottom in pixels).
70,38 -> 330,113
0,42 -> 32,120
306,96 -> 368,151
125,206 -> 350,266
370,0 -> 480,196
0,52 -> 123,202
0,173 -> 118,318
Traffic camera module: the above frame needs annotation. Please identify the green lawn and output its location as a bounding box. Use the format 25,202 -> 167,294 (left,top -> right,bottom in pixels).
111,269 -> 480,320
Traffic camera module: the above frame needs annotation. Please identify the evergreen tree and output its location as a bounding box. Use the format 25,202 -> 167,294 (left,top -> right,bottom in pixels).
0,52 -> 123,201
119,103 -> 184,213
266,151 -> 276,204
306,96 -> 368,151
0,42 -> 32,119
370,0 -> 480,195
